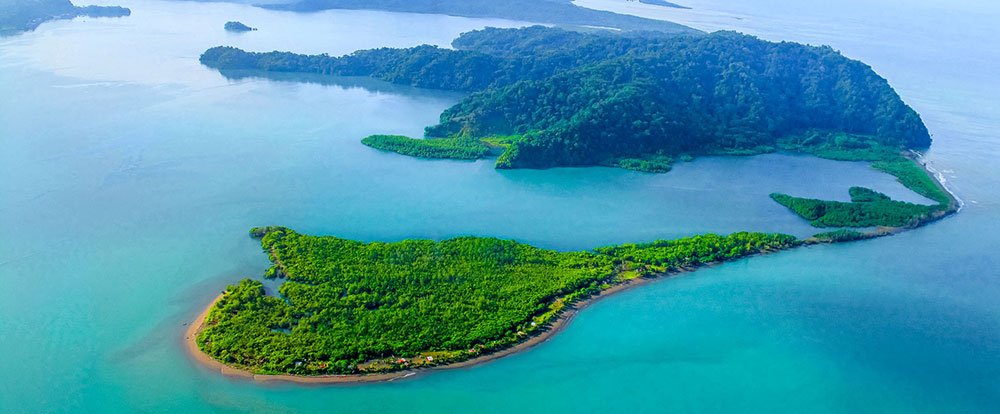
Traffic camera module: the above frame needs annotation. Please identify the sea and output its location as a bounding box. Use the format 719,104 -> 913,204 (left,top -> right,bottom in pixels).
1,0 -> 997,411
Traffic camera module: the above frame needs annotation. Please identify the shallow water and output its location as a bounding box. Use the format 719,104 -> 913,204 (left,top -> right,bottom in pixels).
1,0 -> 998,412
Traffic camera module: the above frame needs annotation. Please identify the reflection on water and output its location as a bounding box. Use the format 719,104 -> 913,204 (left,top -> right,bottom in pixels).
217,69 -> 466,99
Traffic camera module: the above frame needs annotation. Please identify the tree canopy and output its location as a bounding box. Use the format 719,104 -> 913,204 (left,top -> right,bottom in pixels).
197,227 -> 798,375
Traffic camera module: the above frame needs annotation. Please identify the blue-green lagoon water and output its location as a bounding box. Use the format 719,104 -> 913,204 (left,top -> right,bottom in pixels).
1,0 -> 998,412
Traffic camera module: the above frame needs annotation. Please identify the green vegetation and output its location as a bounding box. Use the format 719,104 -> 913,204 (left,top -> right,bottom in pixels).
197,227 -> 797,375
811,229 -> 872,243
200,26 -> 930,172
596,233 -> 799,275
771,186 -> 944,228
224,21 -> 256,32
267,0 -> 695,33
872,158 -> 952,205
611,154 -> 674,173
1,0 -> 129,36
361,135 -> 490,160
771,154 -> 956,229
778,131 -> 901,162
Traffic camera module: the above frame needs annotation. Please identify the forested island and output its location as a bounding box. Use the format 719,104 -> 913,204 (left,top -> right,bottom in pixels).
224,21 -> 255,32
264,0 -> 694,33
0,0 -> 129,36
200,26 -> 929,173
194,228 -> 798,377
191,25 -> 960,381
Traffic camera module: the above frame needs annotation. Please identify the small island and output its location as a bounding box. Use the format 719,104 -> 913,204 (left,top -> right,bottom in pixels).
1,0 -> 130,36
189,25 -> 960,382
224,21 -> 256,32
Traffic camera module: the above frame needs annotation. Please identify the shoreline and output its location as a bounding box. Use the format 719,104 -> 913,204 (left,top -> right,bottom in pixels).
185,264 -> 682,384
909,150 -> 963,212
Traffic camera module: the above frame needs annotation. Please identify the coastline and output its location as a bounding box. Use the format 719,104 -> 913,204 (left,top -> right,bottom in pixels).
186,264 -> 681,384
910,150 -> 963,212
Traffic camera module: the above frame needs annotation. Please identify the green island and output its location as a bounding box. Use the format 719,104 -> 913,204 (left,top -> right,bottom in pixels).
200,26 -> 930,173
191,25 -> 960,381
224,21 -> 256,32
196,228 -> 798,375
1,0 -> 130,36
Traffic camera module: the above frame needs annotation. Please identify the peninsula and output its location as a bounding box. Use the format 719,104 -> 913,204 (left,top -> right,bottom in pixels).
190,25 -> 959,382
193,229 -> 798,378
200,26 -> 929,173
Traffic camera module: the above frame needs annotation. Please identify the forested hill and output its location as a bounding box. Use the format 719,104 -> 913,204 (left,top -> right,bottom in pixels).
200,26 -> 930,172
0,0 -> 130,36
265,0 -> 695,34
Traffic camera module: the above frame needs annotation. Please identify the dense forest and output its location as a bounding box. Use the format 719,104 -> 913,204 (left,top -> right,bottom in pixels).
265,0 -> 694,33
197,227 -> 798,375
200,26 -> 930,172
0,0 -> 129,36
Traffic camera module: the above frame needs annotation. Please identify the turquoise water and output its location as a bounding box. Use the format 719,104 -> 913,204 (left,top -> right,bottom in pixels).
1,0 -> 998,412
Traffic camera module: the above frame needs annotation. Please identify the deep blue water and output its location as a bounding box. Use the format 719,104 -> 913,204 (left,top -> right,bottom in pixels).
1,0 -> 998,412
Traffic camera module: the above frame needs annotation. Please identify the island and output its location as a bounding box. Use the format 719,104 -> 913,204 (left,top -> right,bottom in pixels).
1,0 -> 130,36
263,0 -> 695,33
191,228 -> 798,379
224,21 -> 256,32
201,26 -> 929,173
189,25 -> 960,382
